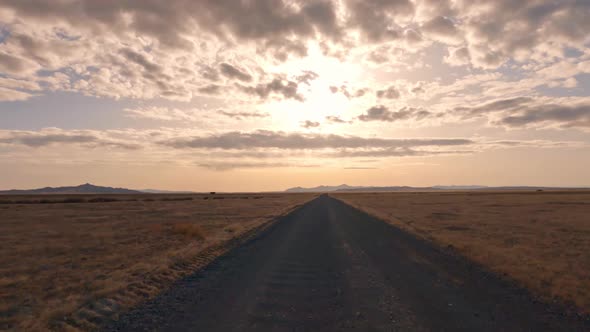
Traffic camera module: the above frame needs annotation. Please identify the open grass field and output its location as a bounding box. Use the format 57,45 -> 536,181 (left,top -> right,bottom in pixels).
331,191 -> 590,314
0,193 -> 316,331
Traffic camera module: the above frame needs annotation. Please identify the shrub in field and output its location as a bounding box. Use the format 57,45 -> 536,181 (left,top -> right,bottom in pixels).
170,223 -> 206,240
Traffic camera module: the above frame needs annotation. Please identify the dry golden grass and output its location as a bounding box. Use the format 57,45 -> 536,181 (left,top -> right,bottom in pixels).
0,193 -> 315,331
332,191 -> 590,313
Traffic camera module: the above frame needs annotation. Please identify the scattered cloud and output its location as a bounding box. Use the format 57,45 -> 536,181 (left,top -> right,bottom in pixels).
159,130 -> 474,150
301,120 -> 320,129
329,85 -> 367,99
219,63 -> 253,82
325,115 -> 351,124
198,84 -> 222,95
0,129 -> 141,149
358,106 -> 434,122
343,166 -> 378,170
218,110 -> 269,120
376,86 -> 401,99
238,77 -> 305,101
454,97 -> 590,129
124,107 -> 199,122
296,71 -> 319,85
197,161 -> 319,171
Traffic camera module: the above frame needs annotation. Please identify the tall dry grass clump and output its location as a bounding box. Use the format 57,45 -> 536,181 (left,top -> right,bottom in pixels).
170,223 -> 206,240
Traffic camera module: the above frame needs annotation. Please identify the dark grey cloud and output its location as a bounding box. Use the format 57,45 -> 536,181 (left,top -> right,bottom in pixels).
346,0 -> 414,42
265,38 -> 309,61
445,46 -> 470,66
120,48 -> 163,74
410,83 -> 425,94
9,33 -> 50,66
329,147 -> 471,158
0,131 -> 140,149
198,161 -> 319,171
453,97 -> 532,116
200,65 -> 220,81
421,16 -> 459,42
159,130 -> 473,150
325,115 -> 351,124
459,1 -> 590,67
329,85 -> 367,99
195,0 -> 342,46
454,97 -> 590,129
343,166 -> 378,169
301,120 -> 320,129
376,86 -> 400,99
358,106 -> 433,122
497,103 -> 590,128
239,78 -> 303,101
354,88 -> 367,97
0,0 -> 343,57
219,63 -> 253,82
198,84 -> 222,94
0,52 -> 32,75
296,70 -> 319,85
218,110 -> 269,120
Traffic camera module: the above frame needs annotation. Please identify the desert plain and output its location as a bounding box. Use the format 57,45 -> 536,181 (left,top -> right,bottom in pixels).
1,190 -> 589,331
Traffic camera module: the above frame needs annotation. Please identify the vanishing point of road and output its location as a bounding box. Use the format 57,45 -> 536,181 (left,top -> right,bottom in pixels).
106,195 -> 589,331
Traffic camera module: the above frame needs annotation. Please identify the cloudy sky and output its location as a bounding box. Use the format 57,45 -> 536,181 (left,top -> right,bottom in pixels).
1,0 -> 589,191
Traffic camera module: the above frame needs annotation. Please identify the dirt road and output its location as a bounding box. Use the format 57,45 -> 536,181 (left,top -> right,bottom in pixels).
105,195 -> 588,331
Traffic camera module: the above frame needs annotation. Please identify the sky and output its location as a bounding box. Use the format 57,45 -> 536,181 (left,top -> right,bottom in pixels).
0,0 -> 590,191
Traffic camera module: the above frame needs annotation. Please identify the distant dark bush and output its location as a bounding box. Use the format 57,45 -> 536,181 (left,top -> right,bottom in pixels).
87,197 -> 118,203
161,197 -> 193,201
62,198 -> 86,203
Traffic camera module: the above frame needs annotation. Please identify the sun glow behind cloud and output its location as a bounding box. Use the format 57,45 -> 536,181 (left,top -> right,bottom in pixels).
260,43 -> 365,130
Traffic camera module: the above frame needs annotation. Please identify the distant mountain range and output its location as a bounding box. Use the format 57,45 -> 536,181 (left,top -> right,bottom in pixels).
1,183 -> 585,195
0,183 -> 142,195
285,184 -> 489,192
284,184 -> 585,192
285,184 -> 365,192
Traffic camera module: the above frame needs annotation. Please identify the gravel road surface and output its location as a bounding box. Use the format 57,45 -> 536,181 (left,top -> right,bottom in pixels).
105,195 -> 589,331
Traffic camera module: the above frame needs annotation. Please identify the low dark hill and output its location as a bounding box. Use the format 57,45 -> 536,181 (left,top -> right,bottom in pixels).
0,183 -> 141,195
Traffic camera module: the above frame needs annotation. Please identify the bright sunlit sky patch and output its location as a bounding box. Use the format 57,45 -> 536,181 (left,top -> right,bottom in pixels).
1,0 -> 590,191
